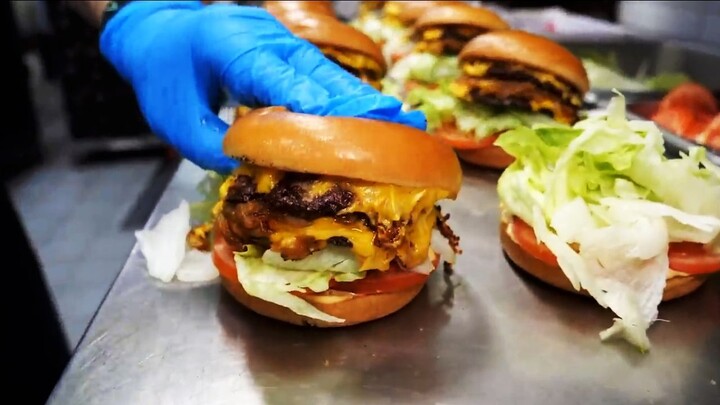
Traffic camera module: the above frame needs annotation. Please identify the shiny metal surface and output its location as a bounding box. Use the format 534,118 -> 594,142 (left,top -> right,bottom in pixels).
49,161 -> 720,405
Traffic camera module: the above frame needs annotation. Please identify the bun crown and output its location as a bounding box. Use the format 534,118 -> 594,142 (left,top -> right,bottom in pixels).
460,30 -> 589,93
275,12 -> 385,69
224,107 -> 463,195
385,1 -> 466,25
264,1 -> 335,18
414,4 -> 510,31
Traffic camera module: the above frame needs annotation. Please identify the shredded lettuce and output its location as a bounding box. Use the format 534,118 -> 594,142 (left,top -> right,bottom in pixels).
190,171 -> 227,225
496,93 -> 720,351
405,85 -> 560,138
230,246 -> 366,323
386,52 -> 460,86
261,246 -> 361,274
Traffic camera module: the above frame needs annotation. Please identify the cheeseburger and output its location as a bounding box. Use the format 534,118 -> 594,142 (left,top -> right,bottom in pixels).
495,94 -> 720,350
208,107 -> 462,327
446,30 -> 589,168
384,4 -> 509,99
273,11 -> 387,90
352,1 -> 465,64
263,1 -> 336,18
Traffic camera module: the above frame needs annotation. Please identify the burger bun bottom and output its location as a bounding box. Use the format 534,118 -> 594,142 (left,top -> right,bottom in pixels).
499,221 -> 707,302
457,145 -> 515,169
220,274 -> 425,327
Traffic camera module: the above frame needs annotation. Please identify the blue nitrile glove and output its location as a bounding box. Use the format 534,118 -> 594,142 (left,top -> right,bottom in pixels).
100,1 -> 426,173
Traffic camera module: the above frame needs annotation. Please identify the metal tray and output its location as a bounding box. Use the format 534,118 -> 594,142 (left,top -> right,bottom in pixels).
48,161 -> 720,405
625,100 -> 720,166
557,38 -> 720,104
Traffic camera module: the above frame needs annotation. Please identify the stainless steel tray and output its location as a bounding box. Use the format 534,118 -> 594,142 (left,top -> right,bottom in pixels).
558,38 -> 720,104
624,101 -> 720,166
48,161 -> 720,405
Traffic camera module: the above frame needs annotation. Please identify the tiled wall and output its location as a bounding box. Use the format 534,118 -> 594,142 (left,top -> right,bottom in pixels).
618,1 -> 720,48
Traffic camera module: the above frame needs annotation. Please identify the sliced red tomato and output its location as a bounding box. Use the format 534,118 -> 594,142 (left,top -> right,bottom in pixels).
668,242 -> 720,275
509,218 -> 558,267
329,260 -> 434,295
434,123 -> 498,150
509,217 -> 720,275
212,230 -> 432,296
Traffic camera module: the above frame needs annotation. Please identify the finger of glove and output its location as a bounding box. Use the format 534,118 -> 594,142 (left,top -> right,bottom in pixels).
321,92 -> 427,130
182,110 -> 238,174
286,43 -> 375,98
221,50 -> 332,113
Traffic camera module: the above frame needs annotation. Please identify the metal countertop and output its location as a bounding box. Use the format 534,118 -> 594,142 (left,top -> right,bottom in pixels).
49,161 -> 720,405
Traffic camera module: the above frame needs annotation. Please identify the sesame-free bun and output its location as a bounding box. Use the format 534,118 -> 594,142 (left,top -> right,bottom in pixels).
457,145 -> 515,169
499,219 -> 707,302
273,11 -> 386,70
460,30 -> 590,94
385,1 -> 467,25
414,4 -> 510,32
224,107 -> 463,196
264,1 -> 335,18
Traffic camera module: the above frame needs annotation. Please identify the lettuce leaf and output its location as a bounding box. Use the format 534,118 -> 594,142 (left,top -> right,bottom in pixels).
234,253 -> 345,323
230,246 -> 366,323
261,246 -> 361,274
496,93 -> 720,351
406,84 -> 562,139
190,171 -> 227,225
387,52 -> 460,85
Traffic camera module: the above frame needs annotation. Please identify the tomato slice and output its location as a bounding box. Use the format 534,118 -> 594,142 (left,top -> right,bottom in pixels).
434,123 -> 498,150
509,217 -> 720,275
212,230 -> 432,296
509,218 -> 558,267
212,231 -> 241,281
668,242 -> 720,275
329,261 -> 433,295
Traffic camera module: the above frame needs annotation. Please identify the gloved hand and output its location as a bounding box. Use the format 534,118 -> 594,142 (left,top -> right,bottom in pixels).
100,1 -> 426,173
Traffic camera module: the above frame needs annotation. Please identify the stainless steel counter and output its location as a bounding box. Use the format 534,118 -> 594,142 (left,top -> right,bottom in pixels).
49,160 -> 720,405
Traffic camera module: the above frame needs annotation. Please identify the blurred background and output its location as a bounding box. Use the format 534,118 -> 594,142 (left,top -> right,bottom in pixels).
3,0 -> 719,350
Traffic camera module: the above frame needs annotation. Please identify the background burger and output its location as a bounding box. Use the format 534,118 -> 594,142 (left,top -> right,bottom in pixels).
209,107 -> 462,327
352,1 -> 465,64
272,11 -> 387,90
263,1 -> 336,18
446,30 -> 589,168
383,3 -> 508,100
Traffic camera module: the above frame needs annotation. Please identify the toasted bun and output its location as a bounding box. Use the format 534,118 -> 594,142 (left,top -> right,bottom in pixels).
220,274 -> 425,327
385,1 -> 466,25
457,145 -> 514,169
224,107 -> 463,195
414,4 -> 510,31
264,1 -> 335,18
499,219 -> 707,302
274,11 -> 386,70
460,30 -> 589,94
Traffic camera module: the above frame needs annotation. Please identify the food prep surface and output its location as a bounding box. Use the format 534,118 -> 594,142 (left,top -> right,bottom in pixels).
48,161 -> 720,405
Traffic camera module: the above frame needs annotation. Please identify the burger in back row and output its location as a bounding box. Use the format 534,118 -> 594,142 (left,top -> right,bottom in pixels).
273,11 -> 387,90
408,30 -> 589,169
383,3 -> 509,99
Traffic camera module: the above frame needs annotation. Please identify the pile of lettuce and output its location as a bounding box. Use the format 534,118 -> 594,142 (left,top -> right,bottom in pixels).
581,55 -> 690,92
496,94 -> 720,351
